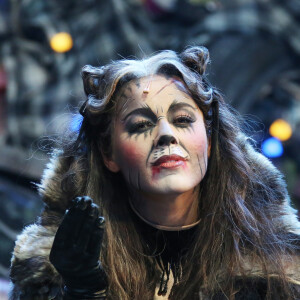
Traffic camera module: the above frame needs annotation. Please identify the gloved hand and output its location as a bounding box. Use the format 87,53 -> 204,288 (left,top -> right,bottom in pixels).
49,196 -> 107,299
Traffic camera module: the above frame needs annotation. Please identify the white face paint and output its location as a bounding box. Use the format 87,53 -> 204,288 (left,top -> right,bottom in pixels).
107,75 -> 210,198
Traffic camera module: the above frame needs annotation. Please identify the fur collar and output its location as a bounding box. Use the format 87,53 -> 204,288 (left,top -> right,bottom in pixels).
9,139 -> 300,298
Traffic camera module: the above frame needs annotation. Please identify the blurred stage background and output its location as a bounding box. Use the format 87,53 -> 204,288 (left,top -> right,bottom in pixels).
0,0 -> 300,298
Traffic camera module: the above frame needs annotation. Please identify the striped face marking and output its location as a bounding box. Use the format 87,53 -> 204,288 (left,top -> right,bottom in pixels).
109,75 -> 210,196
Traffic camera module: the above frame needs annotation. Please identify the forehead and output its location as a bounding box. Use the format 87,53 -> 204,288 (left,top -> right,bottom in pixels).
116,75 -> 195,109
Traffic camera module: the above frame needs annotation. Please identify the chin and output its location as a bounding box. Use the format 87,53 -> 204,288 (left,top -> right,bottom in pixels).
144,182 -> 199,196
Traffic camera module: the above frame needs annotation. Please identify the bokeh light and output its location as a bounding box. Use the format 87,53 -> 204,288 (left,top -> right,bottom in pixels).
50,32 -> 73,53
269,119 -> 292,141
262,137 -> 283,158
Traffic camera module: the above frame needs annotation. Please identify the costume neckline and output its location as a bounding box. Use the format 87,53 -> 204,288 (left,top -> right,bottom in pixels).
128,198 -> 200,231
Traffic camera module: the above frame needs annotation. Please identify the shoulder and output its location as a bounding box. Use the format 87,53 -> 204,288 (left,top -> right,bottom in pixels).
9,151 -> 74,299
9,220 -> 63,299
233,276 -> 300,300
238,134 -> 300,235
233,240 -> 300,299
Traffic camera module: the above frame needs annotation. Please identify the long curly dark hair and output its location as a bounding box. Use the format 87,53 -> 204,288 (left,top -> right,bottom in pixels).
45,46 -> 299,299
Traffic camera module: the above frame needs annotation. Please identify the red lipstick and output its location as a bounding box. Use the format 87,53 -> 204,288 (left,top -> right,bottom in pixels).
152,155 -> 187,168
151,155 -> 187,177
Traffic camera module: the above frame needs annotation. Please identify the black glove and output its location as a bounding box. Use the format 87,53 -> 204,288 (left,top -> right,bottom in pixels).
49,196 -> 107,299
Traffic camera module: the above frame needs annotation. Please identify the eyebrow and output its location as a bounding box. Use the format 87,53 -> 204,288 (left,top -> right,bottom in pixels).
121,106 -> 157,122
168,100 -> 197,113
121,100 -> 197,122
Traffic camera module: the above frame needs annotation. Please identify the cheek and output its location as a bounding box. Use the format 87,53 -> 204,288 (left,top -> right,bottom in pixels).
193,137 -> 208,153
192,124 -> 209,152
116,140 -> 144,168
181,127 -> 208,153
179,134 -> 209,164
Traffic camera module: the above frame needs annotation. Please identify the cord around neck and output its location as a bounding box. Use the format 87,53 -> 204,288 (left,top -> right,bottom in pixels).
128,198 -> 200,231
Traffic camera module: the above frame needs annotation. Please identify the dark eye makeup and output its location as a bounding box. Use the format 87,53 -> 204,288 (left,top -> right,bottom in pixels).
127,120 -> 154,134
173,114 -> 195,127
127,113 -> 196,134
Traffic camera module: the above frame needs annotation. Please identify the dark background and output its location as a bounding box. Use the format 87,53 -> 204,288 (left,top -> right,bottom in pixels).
0,0 -> 300,297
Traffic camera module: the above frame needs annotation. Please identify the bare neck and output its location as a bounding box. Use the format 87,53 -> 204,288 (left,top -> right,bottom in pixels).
131,188 -> 199,227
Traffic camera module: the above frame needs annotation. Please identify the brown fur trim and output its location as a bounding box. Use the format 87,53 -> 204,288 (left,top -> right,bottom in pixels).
10,224 -> 60,286
10,224 -> 63,299
10,137 -> 300,298
36,151 -> 71,212
241,135 -> 300,235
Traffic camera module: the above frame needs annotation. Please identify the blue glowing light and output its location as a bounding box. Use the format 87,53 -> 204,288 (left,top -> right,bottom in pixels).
261,137 -> 283,158
70,114 -> 83,133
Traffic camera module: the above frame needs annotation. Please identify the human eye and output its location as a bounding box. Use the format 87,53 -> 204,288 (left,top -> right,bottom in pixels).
174,114 -> 195,127
128,120 -> 154,134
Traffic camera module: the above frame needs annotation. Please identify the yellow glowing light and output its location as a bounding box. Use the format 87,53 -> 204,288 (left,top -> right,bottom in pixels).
269,119 -> 292,141
50,32 -> 73,53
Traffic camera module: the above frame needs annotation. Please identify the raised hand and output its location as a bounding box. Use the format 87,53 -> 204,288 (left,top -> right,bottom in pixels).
49,196 -> 107,299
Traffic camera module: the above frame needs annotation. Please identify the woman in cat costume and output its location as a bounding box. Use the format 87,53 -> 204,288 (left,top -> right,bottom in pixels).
10,46 -> 300,299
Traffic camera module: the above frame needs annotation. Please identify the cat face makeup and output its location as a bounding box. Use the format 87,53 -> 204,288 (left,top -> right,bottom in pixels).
105,75 -> 210,197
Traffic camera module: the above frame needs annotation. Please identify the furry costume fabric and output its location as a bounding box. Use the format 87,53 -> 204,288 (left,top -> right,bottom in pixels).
9,140 -> 300,299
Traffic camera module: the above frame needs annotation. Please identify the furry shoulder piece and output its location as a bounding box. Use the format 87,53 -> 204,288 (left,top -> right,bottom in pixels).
9,223 -> 63,299
9,152 -> 69,300
9,141 -> 300,299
